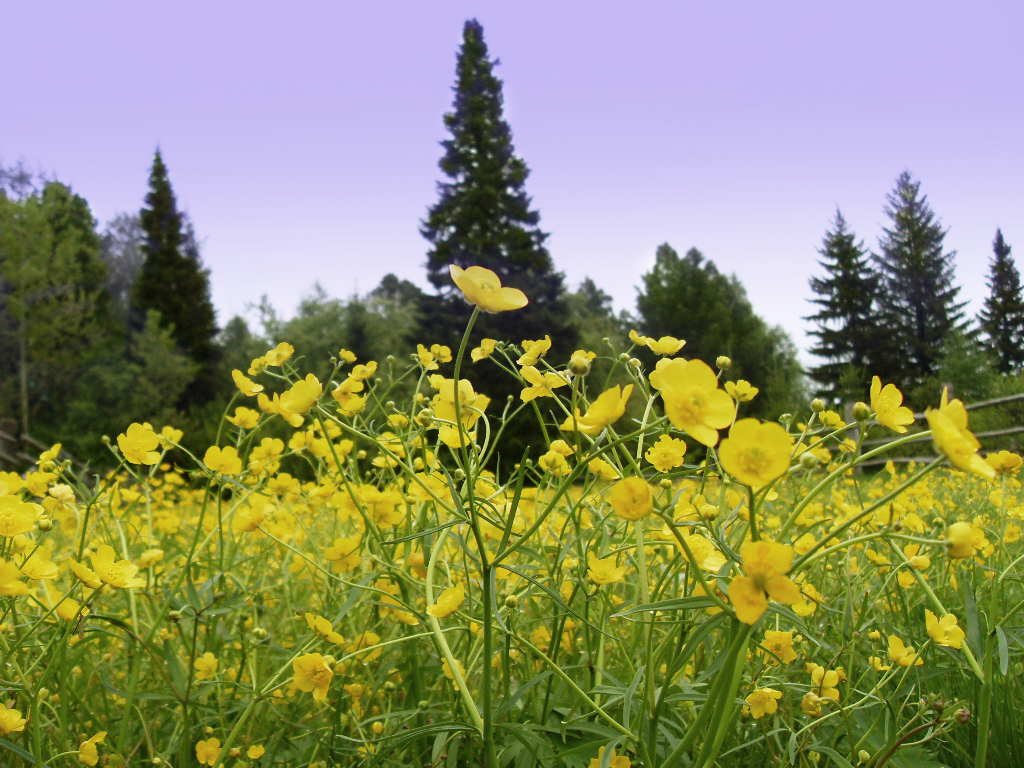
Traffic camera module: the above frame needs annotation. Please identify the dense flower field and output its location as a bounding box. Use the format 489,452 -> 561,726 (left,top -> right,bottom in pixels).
1,266 -> 1022,767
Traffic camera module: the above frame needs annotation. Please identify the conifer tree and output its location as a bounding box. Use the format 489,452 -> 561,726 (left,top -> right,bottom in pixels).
873,171 -> 966,390
805,210 -> 880,403
132,150 -> 219,405
979,229 -> 1024,374
421,19 -> 575,356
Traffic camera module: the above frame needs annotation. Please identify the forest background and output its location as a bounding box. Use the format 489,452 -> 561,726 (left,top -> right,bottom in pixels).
2,16 -> 1024,470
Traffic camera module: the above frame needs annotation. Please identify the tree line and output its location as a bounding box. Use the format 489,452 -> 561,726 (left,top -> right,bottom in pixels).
3,18 -> 1021,467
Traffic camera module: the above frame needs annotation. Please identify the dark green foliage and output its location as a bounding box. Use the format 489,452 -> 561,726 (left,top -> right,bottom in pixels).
979,229 -> 1024,374
805,210 -> 881,404
873,171 -> 967,391
99,213 -> 146,325
132,150 -> 219,405
0,181 -> 120,437
420,19 -> 577,468
636,244 -> 804,417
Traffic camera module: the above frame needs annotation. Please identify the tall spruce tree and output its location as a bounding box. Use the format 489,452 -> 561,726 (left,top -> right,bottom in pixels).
421,19 -> 575,354
420,19 -> 576,467
873,171 -> 966,391
132,150 -> 219,405
979,229 -> 1024,374
805,210 -> 880,403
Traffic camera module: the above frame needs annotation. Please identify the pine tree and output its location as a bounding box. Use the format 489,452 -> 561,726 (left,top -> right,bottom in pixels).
132,150 -> 219,405
420,19 -> 575,355
873,171 -> 966,390
805,210 -> 880,403
979,229 -> 1024,374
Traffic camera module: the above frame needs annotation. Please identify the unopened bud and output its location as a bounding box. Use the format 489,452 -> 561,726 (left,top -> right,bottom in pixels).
628,357 -> 642,373
418,700 -> 430,710
716,356 -> 732,371
858,750 -> 871,765
229,748 -> 242,758
252,627 -> 267,640
168,610 -> 181,623
954,707 -> 970,724
619,352 -> 631,363
811,398 -> 826,413
356,450 -> 367,460
415,408 -> 434,427
852,402 -> 872,422
799,452 -> 819,470
384,680 -> 397,692
504,595 -> 519,609
101,435 -> 111,446
568,357 -> 591,377
203,726 -> 214,736
699,504 -> 720,521
37,518 -> 53,533
659,478 -> 673,489
453,469 -> 466,481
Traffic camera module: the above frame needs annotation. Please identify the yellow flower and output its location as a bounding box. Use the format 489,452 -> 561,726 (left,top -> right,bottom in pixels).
887,636 -> 923,667
925,609 -> 965,649
231,369 -> 263,396
324,534 -> 362,573
587,552 -> 626,584
264,342 -> 294,366
471,338 -> 497,362
745,687 -> 783,719
628,330 -> 649,346
538,449 -> 571,476
78,730 -> 106,766
650,358 -> 734,447
985,450 -> 1023,475
589,746 -> 631,768
203,446 -> 243,475
248,745 -> 266,759
519,365 -> 569,401
719,419 -> 793,488
645,335 -> 685,356
559,384 -> 633,436
306,613 -> 346,644
441,657 -> 467,691
870,376 -> 915,433
293,653 -> 334,700
645,435 -> 687,473
518,336 -> 552,365
0,496 -> 42,538
608,477 -> 652,521
88,544 -> 146,589
730,539 -> 802,625
0,702 -> 26,735
925,389 -> 995,479
587,457 -> 620,482
801,692 -> 822,717
278,373 -> 323,426
725,380 -> 759,403
449,264 -> 528,313
427,581 -> 465,619
226,406 -> 260,429
117,422 -> 162,465
196,737 -> 221,766
762,630 -> 798,664
194,652 -> 219,680
944,521 -> 979,559
809,664 -> 840,701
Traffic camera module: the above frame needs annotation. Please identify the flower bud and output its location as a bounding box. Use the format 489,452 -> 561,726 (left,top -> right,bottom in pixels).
811,398 -> 826,413
798,452 -> 819,471
418,700 -> 430,710
203,726 -> 214,736
415,408 -> 434,427
37,518 -> 53,533
356,450 -> 367,460
229,748 -> 242,758
384,680 -> 397,692
659,478 -> 673,489
716,356 -> 732,371
252,627 -> 267,641
858,750 -> 871,765
568,357 -> 591,377
168,610 -> 181,623
504,595 -> 519,609
852,402 -> 872,422
954,707 -> 970,724
619,352 -> 631,363
628,357 -> 642,373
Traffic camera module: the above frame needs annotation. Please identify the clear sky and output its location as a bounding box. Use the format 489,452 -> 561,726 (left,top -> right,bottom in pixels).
4,1 -> 1022,361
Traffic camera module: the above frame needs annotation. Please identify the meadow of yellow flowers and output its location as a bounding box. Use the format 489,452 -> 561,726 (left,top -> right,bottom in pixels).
0,265 -> 1022,767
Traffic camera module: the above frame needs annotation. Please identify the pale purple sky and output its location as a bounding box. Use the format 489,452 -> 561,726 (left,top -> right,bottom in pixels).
5,1 -> 1022,361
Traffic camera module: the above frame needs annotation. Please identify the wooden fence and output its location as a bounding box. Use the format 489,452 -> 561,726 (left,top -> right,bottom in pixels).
0,418 -> 80,472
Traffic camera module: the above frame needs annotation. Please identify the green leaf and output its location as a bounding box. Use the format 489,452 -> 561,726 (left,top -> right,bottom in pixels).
996,626 -> 1009,676
612,596 -> 720,618
964,578 -> 984,660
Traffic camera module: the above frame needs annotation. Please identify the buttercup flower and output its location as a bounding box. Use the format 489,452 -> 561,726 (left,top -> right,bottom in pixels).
944,521 -> 979,559
745,687 -> 783,719
427,581 -> 465,618
608,477 -> 652,521
194,652 -> 218,680
587,552 -> 626,584
645,335 -> 685,356
0,496 -> 42,538
519,365 -> 569,401
762,630 -> 798,664
449,265 -> 528,312
589,746 -> 631,768
231,369 -> 263,396
117,422 -> 161,465
0,703 -> 26,735
196,738 -> 221,766
925,389 -> 995,479
888,635 -> 924,667
78,730 -> 106,766
725,380 -> 759,403
645,434 -> 687,472
925,609 -> 965,649
559,384 -> 633,436
89,545 -> 146,589
985,450 -> 1023,475
719,419 -> 793,488
870,376 -> 915,433
730,539 -> 802,625
293,653 -> 334,700
650,358 -> 733,446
